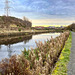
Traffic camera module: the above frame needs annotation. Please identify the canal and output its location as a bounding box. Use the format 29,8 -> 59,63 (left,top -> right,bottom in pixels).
0,32 -> 60,61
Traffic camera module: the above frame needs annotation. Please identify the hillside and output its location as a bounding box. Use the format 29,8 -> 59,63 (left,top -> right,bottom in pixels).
65,23 -> 75,31
0,16 -> 32,29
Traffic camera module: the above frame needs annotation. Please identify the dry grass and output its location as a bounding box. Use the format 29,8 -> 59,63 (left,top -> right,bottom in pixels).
23,31 -> 70,75
0,55 -> 32,75
0,31 -> 70,75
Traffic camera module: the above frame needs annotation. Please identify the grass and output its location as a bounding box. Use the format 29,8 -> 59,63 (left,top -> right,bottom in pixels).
10,24 -> 17,27
22,31 -> 69,75
51,32 -> 72,75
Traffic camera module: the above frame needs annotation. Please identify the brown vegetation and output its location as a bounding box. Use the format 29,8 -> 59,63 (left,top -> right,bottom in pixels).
0,16 -> 32,29
0,31 -> 70,75
26,31 -> 69,75
0,55 -> 32,75
65,23 -> 75,31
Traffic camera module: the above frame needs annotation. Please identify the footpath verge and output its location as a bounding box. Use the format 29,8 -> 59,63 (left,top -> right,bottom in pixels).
51,32 -> 72,75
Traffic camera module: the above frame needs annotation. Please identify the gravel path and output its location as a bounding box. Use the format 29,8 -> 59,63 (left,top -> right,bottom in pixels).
68,32 -> 75,75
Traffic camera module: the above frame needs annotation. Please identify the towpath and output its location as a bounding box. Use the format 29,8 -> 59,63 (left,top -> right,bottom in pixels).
68,32 -> 75,75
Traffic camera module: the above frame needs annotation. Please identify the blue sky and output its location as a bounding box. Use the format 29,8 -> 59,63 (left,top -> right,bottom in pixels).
0,0 -> 75,26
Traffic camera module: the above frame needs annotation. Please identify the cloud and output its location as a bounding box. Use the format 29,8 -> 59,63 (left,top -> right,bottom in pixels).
0,0 -> 75,25
0,0 -> 74,16
32,18 -> 75,24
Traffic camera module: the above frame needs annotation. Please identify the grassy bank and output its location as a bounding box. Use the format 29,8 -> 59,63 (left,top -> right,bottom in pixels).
0,30 -> 50,37
51,32 -> 72,75
0,29 -> 63,37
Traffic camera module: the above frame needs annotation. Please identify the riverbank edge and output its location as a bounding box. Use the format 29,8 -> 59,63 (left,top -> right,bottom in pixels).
0,31 -> 69,75
51,32 -> 72,75
22,31 -> 69,75
0,30 -> 63,37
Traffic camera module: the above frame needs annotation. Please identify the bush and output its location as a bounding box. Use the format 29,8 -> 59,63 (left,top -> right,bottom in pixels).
17,25 -> 19,27
18,28 -> 21,31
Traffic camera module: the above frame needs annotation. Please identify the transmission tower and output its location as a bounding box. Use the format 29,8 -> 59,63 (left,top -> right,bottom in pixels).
5,0 -> 10,16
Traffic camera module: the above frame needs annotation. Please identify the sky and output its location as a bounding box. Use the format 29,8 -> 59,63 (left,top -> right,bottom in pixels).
0,0 -> 75,26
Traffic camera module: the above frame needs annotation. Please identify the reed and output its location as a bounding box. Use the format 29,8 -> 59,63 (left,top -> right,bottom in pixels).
0,31 -> 70,75
23,31 -> 70,75
0,55 -> 32,75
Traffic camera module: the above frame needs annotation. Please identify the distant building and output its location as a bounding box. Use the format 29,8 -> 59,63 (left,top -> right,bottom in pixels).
34,26 -> 45,29
49,26 -> 55,29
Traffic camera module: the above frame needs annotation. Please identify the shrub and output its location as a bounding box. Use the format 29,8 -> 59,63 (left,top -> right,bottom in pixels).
17,25 -> 19,27
18,28 -> 21,31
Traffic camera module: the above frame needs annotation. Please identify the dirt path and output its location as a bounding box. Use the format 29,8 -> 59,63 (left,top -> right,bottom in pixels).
68,32 -> 75,75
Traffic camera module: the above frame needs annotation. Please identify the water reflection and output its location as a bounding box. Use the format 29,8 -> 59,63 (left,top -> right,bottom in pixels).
0,45 -> 1,49
7,44 -> 12,57
0,35 -> 32,61
0,33 -> 60,61
0,35 -> 32,45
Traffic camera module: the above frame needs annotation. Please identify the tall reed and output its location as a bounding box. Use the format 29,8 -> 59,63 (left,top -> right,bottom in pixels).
0,31 -> 70,75
0,55 -> 32,75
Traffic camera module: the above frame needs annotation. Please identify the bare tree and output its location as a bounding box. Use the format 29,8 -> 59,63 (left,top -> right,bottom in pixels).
23,16 -> 29,21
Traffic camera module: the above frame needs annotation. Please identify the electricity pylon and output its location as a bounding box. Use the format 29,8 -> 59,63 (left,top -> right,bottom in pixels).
5,0 -> 10,16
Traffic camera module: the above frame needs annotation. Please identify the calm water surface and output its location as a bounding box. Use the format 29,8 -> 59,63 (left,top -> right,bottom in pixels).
0,33 -> 60,61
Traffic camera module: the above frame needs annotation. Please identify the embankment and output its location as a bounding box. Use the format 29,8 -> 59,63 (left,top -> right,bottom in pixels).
0,30 -> 63,37
0,35 -> 32,45
51,32 -> 72,75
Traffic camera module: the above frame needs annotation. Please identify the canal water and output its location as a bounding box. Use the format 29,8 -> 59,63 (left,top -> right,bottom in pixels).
0,32 -> 60,61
